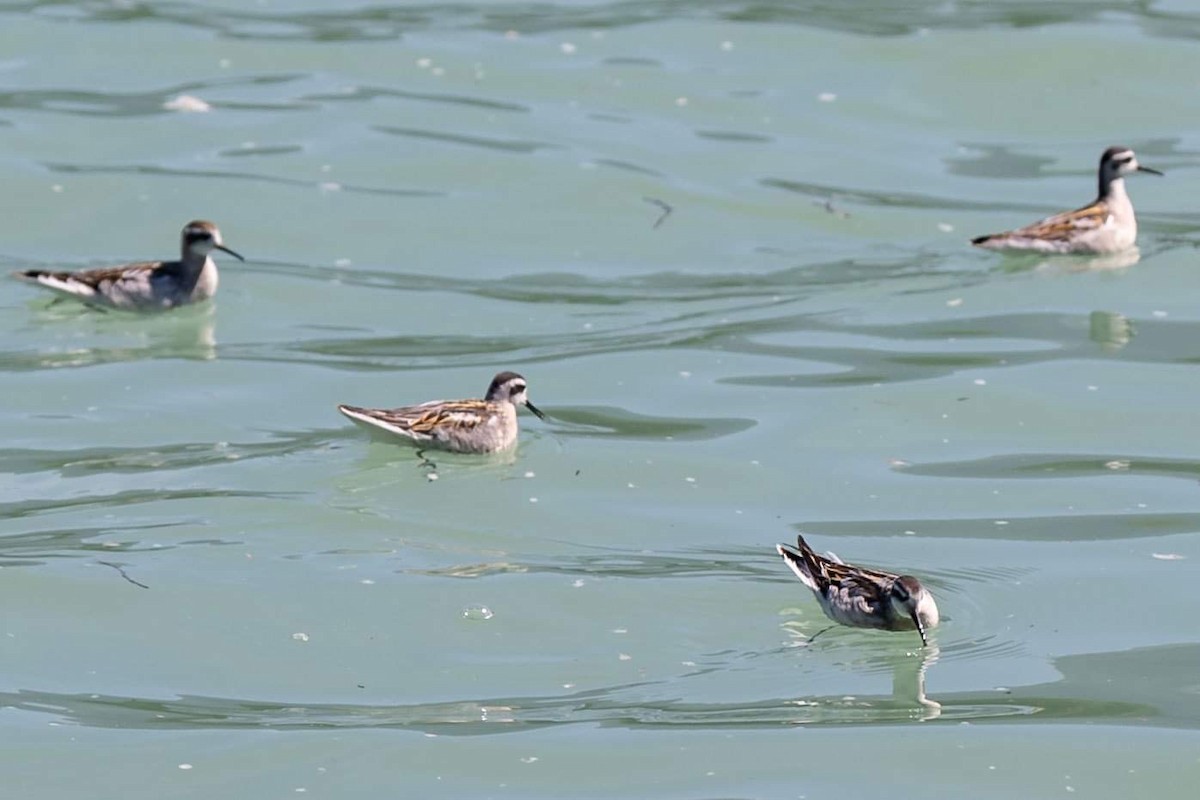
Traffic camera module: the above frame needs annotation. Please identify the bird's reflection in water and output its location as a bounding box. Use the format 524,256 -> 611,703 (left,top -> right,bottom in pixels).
1089,309 -> 1133,351
1000,246 -> 1142,274
782,622 -> 942,722
26,302 -> 217,368
893,642 -> 941,720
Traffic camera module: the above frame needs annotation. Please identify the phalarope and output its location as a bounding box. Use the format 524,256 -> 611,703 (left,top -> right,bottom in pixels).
13,220 -> 243,310
776,535 -> 939,646
337,371 -> 547,454
971,146 -> 1162,254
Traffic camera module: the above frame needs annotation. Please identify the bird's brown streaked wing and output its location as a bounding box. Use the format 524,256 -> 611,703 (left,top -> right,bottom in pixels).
30,261 -> 162,289
404,400 -> 491,434
339,404 -> 430,430
821,558 -> 899,585
791,535 -> 911,590
1012,201 -> 1110,241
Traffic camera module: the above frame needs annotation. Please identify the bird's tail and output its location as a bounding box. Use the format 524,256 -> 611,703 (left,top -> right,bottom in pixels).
775,535 -> 821,593
12,270 -> 98,301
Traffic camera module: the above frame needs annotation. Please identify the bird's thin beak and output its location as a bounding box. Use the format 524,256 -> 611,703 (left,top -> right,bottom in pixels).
524,399 -> 547,420
216,244 -> 245,261
1138,165 -> 1164,176
912,613 -> 929,647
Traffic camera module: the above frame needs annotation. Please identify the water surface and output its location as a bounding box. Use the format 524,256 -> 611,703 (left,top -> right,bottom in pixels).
3,1 -> 1200,797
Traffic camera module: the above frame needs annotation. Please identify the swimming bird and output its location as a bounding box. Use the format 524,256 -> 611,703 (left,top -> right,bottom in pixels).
337,371 -> 546,454
776,534 -> 939,645
971,146 -> 1162,254
13,220 -> 243,310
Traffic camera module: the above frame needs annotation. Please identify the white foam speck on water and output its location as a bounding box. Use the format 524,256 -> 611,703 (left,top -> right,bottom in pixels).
164,94 -> 210,112
463,606 -> 494,621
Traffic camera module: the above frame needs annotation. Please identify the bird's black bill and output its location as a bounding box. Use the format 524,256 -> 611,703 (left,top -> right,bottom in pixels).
912,612 -> 929,647
1138,166 -> 1164,176
524,400 -> 547,420
216,244 -> 246,261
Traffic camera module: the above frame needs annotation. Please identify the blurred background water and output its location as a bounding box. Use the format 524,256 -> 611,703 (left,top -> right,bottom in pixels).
2,1 -> 1200,797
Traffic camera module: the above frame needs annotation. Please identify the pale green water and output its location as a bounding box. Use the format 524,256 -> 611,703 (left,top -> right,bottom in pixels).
3,1 -> 1200,797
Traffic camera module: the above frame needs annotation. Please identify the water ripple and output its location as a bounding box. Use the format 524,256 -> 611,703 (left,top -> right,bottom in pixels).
406,547 -> 780,582
43,162 -> 436,198
792,513 -> 1200,543
0,429 -> 346,478
11,268 -> 1199,390
900,453 -> 1200,483
1,488 -> 298,521
5,1 -> 1181,40
0,666 -> 1147,733
256,256 -> 968,304
0,683 -> 1030,731
763,174 -> 1200,231
533,406 -> 754,441
304,86 -> 528,114
0,521 -> 185,566
762,176 -> 1024,214
721,312 -> 1200,389
0,75 -> 306,116
8,641 -> 1190,731
372,125 -> 556,154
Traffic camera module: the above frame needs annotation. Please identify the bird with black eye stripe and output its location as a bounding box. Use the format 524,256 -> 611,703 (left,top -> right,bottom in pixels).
971,146 -> 1162,254
13,220 -> 244,311
338,371 -> 547,454
776,534 -> 939,646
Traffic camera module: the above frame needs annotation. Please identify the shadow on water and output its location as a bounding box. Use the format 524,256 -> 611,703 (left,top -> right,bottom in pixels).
5,642 -> 1194,732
